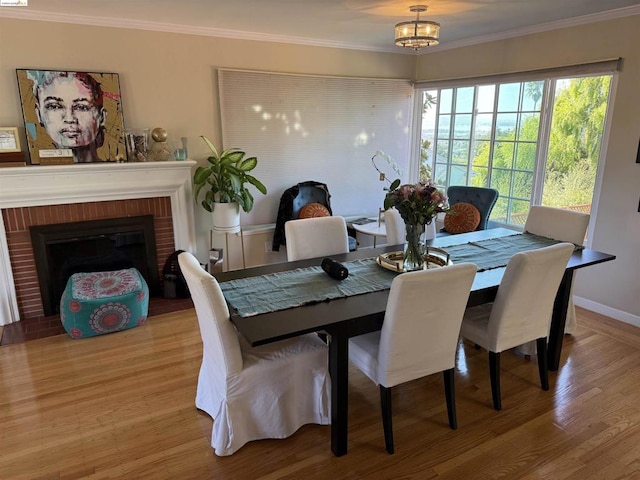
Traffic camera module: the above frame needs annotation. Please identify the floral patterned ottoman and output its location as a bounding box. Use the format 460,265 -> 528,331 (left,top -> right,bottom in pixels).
60,268 -> 149,339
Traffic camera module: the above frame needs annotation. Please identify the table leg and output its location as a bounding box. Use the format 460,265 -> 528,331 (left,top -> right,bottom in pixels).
328,332 -> 349,456
548,270 -> 573,371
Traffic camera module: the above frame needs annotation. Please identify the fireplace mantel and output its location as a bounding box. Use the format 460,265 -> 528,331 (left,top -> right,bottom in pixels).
0,161 -> 197,325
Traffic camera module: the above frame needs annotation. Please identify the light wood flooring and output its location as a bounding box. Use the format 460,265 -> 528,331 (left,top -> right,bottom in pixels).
1,307 -> 640,479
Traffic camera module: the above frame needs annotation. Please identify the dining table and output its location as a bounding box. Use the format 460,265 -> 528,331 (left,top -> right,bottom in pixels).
215,227 -> 616,457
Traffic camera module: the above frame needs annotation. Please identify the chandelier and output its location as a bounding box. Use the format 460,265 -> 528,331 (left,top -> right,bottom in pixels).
394,5 -> 440,51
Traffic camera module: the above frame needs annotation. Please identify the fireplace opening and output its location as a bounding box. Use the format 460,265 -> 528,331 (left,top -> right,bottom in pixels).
30,215 -> 160,316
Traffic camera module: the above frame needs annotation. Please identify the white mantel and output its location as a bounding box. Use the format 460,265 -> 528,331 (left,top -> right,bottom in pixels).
0,160 -> 197,325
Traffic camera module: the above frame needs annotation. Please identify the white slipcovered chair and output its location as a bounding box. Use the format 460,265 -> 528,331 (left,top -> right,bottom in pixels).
383,208 -> 405,246
285,215 -> 350,261
524,205 -> 590,335
178,252 -> 330,456
384,207 -> 437,247
460,243 -> 574,411
349,263 -> 477,453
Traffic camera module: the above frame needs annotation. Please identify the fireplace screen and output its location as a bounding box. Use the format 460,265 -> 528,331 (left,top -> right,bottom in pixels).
30,215 -> 159,316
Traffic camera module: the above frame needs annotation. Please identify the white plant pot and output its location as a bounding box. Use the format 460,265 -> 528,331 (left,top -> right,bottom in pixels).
212,202 -> 240,234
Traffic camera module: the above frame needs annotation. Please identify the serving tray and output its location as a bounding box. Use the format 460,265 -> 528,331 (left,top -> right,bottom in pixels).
376,247 -> 452,272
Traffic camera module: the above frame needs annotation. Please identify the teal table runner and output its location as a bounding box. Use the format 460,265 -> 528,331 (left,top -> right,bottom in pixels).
444,232 -> 577,272
220,258 -> 397,317
220,232 -> 576,317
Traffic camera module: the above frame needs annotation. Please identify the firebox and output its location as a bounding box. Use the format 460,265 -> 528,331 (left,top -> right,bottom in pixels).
30,215 -> 160,316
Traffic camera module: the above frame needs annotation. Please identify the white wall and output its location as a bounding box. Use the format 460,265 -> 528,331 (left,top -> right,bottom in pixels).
415,15 -> 640,322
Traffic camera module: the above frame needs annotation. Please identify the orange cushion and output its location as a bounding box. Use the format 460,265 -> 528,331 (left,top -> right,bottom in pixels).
444,202 -> 481,234
298,203 -> 330,219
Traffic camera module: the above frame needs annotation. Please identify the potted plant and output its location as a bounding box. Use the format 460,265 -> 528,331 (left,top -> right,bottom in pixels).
194,136 -> 267,232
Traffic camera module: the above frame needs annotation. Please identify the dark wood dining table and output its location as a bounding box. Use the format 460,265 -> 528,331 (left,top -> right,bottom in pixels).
215,227 -> 615,457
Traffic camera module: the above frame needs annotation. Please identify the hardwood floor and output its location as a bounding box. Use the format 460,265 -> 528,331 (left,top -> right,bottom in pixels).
1,307 -> 639,479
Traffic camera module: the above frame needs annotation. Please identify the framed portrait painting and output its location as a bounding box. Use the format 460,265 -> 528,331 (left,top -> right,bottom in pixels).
16,69 -> 127,164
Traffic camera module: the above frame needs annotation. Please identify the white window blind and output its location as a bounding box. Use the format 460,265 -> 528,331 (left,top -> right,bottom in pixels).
218,69 -> 414,226
414,58 -> 621,89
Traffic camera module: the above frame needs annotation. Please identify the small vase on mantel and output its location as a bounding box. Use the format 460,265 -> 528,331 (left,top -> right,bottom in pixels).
404,223 -> 426,271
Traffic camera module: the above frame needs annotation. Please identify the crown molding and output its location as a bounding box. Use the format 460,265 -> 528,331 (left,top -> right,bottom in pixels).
421,5 -> 640,54
0,8 -> 403,54
0,5 -> 638,55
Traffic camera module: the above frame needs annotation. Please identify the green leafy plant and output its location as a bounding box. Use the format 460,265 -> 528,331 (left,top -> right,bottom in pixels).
194,136 -> 267,213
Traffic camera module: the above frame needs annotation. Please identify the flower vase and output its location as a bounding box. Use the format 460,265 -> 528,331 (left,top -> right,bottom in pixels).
404,223 -> 426,271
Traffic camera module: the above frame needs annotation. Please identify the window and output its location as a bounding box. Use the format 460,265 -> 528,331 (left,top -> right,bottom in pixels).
416,61 -> 618,230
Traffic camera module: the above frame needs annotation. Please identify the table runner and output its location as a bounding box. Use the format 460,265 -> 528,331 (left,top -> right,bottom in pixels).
220,232 -> 575,317
220,258 -> 397,317
444,232 -> 577,272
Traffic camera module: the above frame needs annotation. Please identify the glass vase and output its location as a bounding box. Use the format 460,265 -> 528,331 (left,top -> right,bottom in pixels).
404,223 -> 426,271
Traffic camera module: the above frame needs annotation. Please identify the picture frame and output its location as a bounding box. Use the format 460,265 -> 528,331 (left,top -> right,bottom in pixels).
16,69 -> 127,164
0,127 -> 21,153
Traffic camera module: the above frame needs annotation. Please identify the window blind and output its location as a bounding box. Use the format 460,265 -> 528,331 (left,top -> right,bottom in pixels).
218,69 -> 414,226
414,58 -> 622,89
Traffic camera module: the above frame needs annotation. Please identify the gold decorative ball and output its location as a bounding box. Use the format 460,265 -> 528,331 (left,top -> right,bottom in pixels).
151,127 -> 167,142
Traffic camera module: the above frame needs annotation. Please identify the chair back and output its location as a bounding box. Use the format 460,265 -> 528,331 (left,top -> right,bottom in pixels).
524,206 -> 589,245
487,243 -> 574,352
384,208 -> 405,246
178,252 -> 243,375
447,186 -> 499,230
377,263 -> 477,387
272,181 -> 332,251
285,216 -> 350,261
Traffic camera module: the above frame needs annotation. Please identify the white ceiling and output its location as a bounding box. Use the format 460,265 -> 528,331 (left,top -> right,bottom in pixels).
2,0 -> 640,53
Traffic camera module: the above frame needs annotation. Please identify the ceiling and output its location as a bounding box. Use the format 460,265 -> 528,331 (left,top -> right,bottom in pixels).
2,0 -> 640,53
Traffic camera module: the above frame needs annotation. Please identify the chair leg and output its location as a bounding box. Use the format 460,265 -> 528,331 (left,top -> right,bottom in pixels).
379,385 -> 394,454
489,351 -> 502,411
536,337 -> 549,391
443,368 -> 457,429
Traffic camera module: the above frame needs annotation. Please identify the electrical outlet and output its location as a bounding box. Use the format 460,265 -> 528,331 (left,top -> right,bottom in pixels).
265,241 -> 272,253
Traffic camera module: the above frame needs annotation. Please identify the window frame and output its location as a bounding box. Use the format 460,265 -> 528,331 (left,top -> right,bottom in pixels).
411,59 -> 620,243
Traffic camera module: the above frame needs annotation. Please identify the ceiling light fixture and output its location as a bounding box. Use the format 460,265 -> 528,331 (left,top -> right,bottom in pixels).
394,5 -> 440,51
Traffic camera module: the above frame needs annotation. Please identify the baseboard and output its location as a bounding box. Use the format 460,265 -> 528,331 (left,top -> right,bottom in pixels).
575,296 -> 640,328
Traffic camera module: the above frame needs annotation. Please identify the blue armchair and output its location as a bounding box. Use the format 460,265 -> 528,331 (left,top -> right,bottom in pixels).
446,186 -> 499,231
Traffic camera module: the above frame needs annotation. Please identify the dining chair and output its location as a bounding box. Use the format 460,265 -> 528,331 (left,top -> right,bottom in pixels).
460,242 -> 575,411
384,207 -> 437,246
383,208 -> 405,246
285,215 -> 350,261
524,205 -> 590,335
273,181 -> 356,252
348,262 -> 477,454
444,186 -> 499,232
178,251 -> 330,456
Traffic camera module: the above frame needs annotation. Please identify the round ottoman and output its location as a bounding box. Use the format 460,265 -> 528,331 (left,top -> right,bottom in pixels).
60,268 -> 149,339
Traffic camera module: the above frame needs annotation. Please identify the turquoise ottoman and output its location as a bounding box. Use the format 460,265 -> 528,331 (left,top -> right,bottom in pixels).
60,268 -> 149,339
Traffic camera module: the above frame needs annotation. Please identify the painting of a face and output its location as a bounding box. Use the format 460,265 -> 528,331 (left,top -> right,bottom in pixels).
16,69 -> 126,164
36,76 -> 106,149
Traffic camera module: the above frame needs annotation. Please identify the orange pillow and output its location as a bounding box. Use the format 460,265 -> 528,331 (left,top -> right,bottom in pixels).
298,203 -> 330,219
444,202 -> 481,234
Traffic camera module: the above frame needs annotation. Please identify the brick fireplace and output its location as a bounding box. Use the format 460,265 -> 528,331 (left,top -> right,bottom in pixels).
0,161 -> 197,325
